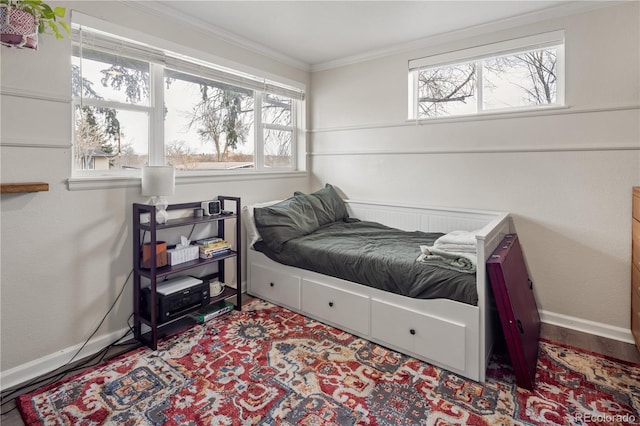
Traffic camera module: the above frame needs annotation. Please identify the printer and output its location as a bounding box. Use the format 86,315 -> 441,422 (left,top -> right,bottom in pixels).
141,276 -> 209,324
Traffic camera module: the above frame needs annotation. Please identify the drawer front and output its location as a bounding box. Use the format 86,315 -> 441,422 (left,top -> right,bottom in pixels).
633,188 -> 640,222
633,220 -> 640,272
301,279 -> 370,336
250,263 -> 301,310
371,299 -> 466,372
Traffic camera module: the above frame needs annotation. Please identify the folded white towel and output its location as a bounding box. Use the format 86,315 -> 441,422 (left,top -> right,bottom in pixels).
416,245 -> 477,273
434,230 -> 479,247
432,243 -> 477,254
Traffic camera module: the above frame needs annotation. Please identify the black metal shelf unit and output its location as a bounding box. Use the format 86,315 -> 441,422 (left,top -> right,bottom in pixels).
132,196 -> 241,349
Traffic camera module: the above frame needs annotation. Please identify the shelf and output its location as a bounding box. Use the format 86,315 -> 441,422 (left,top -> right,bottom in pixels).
136,250 -> 237,279
211,285 -> 238,304
1,182 -> 49,193
139,287 -> 238,325
137,316 -> 198,346
133,196 -> 242,350
138,213 -> 238,231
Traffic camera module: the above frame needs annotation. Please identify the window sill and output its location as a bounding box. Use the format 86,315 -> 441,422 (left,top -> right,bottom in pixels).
407,104 -> 570,125
67,170 -> 308,191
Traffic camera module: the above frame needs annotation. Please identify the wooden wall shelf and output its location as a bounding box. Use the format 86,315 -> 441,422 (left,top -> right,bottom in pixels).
1,182 -> 49,193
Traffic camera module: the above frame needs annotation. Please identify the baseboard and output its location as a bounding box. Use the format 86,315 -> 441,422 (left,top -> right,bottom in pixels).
1,287 -> 249,392
0,326 -> 130,391
539,310 -> 635,344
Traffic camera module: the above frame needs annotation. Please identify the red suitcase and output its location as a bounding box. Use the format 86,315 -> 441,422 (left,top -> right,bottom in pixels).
487,234 -> 540,390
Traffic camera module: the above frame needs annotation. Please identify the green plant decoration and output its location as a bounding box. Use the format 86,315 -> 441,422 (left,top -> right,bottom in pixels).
1,0 -> 70,39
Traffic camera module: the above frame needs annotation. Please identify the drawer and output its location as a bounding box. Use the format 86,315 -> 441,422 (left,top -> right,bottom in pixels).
249,263 -> 301,310
371,299 -> 466,372
301,278 -> 369,336
633,188 -> 640,222
633,220 -> 640,271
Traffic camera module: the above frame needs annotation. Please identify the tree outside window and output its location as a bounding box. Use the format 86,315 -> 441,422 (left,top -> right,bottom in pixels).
71,26 -> 302,174
411,37 -> 562,119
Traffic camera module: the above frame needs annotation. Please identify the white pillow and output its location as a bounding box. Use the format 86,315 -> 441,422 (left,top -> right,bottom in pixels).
242,200 -> 283,248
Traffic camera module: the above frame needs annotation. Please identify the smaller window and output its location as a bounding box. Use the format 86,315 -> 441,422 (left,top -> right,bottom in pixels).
409,31 -> 564,119
482,48 -> 559,110
418,62 -> 477,117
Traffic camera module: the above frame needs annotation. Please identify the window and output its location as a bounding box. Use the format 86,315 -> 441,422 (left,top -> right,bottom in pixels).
71,24 -> 304,175
408,31 -> 564,119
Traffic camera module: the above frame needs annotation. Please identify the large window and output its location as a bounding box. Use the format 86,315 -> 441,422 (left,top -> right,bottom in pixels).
408,31 -> 564,119
71,24 -> 304,174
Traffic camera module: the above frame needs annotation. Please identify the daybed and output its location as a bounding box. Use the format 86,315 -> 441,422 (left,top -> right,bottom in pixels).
245,187 -> 510,382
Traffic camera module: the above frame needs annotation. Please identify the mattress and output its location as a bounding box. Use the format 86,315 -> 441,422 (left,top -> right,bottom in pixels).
254,220 -> 478,305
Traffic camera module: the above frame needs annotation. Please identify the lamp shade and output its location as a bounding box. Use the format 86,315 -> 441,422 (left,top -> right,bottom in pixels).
141,166 -> 175,196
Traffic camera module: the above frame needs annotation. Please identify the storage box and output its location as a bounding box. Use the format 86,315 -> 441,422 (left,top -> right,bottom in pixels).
167,245 -> 199,265
141,242 -> 168,269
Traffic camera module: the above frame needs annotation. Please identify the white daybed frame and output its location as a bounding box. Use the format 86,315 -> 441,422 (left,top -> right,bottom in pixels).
247,200 -> 511,382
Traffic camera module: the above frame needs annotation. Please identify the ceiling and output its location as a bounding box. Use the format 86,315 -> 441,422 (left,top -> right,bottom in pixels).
140,1 -> 606,71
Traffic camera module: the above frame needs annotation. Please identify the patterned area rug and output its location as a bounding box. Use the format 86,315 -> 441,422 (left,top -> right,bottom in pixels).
17,299 -> 640,425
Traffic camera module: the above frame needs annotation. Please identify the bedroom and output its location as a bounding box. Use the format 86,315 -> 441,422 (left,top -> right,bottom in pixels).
1,0 -> 638,423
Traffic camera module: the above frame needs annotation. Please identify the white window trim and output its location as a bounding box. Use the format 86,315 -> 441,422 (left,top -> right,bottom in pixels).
408,30 -> 565,120
69,11 -> 307,185
260,93 -> 298,171
67,170 -> 308,191
408,30 -> 564,70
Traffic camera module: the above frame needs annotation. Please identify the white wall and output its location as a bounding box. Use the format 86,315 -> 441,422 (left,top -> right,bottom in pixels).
310,4 -> 640,336
0,1 -> 311,381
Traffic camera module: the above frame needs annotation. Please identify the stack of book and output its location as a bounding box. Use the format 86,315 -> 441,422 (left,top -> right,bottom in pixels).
196,238 -> 232,259
188,301 -> 234,323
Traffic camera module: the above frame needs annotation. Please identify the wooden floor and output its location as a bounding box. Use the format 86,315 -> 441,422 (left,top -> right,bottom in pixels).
2,322 -> 638,425
540,322 -> 640,363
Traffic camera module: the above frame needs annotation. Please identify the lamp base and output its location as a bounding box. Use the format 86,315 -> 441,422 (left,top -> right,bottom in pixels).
149,196 -> 169,224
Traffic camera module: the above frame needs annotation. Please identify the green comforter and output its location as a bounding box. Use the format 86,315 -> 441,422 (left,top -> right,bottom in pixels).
254,220 -> 478,305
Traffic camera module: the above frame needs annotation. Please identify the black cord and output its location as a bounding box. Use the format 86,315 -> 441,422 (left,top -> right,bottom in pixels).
0,327 -> 137,417
1,227 -> 191,415
0,269 -> 135,411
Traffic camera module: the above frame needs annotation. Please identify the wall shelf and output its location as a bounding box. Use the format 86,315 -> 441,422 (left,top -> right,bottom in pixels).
0,182 -> 49,193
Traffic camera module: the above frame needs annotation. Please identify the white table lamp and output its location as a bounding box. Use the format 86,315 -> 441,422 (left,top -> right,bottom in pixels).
141,165 -> 175,224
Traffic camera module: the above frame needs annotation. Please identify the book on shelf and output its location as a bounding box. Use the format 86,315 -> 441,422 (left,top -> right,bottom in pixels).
199,240 -> 230,249
199,240 -> 232,258
195,237 -> 223,248
188,301 -> 234,323
199,248 -> 231,259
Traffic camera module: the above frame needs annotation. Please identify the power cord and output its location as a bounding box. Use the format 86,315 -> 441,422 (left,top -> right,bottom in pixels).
0,270 -> 136,415
1,229 -> 156,415
2,224 -> 212,415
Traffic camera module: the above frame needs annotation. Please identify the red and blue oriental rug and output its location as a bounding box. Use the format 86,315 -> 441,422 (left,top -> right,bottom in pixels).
16,299 -> 640,425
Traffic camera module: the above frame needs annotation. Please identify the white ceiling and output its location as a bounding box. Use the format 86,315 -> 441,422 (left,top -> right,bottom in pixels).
139,1 -> 608,71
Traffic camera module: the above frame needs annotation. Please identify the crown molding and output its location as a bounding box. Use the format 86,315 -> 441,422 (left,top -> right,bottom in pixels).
118,1 -> 623,74
310,1 -> 625,72
119,0 -> 311,72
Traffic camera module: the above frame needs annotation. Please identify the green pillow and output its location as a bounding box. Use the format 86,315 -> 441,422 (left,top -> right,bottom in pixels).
254,194 -> 319,252
295,184 -> 349,226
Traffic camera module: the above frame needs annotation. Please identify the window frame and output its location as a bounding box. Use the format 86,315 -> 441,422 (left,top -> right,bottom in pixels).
70,16 -> 305,179
408,30 -> 565,120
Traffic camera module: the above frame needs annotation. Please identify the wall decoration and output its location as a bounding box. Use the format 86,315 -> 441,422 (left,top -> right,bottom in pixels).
0,0 -> 69,49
